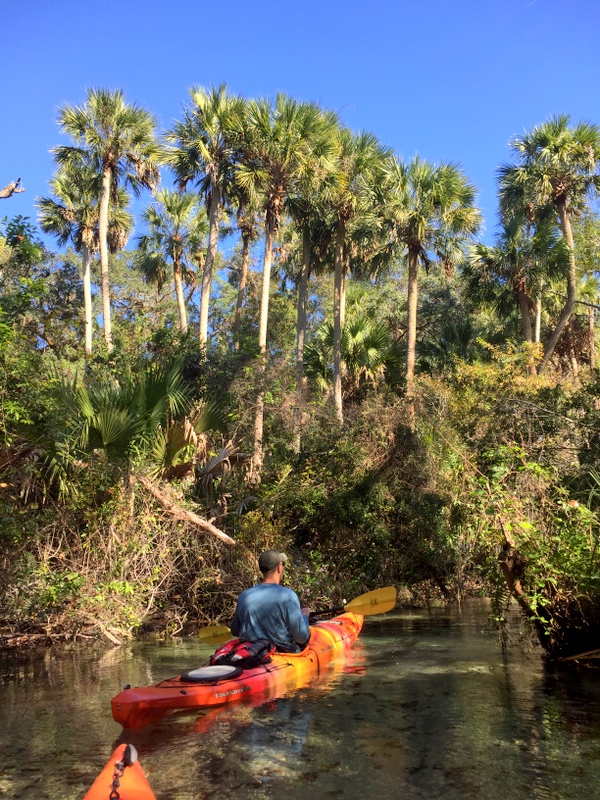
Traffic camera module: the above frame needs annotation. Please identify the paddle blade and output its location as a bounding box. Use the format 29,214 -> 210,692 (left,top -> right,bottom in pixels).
344,586 -> 397,616
199,625 -> 232,646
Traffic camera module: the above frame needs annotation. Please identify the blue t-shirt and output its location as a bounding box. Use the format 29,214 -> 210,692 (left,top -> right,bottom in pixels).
230,583 -> 310,653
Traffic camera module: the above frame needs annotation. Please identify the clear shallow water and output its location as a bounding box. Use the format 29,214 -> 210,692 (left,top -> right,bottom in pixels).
2,601 -> 600,800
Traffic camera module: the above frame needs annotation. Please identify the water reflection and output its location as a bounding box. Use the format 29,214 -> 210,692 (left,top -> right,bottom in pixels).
2,602 -> 600,800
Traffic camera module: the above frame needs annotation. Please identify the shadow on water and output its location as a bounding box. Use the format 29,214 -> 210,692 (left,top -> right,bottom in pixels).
2,601 -> 600,799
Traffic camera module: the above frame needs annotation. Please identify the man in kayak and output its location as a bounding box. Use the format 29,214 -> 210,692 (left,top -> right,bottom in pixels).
230,550 -> 311,653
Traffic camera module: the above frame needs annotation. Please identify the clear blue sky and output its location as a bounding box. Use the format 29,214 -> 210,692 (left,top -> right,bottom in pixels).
3,0 -> 600,245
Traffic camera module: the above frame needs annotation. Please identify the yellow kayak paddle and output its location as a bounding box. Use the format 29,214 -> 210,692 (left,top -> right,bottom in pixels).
198,586 -> 397,645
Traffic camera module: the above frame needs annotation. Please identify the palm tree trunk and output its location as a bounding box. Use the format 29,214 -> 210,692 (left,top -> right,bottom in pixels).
296,226 -> 310,381
258,225 -> 273,353
516,284 -> 537,377
173,259 -> 188,334
252,222 -> 275,477
517,289 -> 534,342
535,291 -> 542,343
333,218 -> 345,425
405,247 -> 419,424
233,229 -> 250,351
293,226 -> 311,451
82,243 -> 93,356
99,167 -> 113,352
539,203 -> 577,374
199,187 -> 220,349
589,307 -> 596,370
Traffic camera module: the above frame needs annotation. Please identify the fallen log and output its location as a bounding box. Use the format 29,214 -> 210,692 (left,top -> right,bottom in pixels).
136,474 -> 236,546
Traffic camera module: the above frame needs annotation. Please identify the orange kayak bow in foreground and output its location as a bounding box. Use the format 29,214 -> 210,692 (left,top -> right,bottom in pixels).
83,744 -> 156,800
112,611 -> 363,729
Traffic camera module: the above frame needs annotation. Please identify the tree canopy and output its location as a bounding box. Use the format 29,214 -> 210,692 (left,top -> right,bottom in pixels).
1,94 -> 599,660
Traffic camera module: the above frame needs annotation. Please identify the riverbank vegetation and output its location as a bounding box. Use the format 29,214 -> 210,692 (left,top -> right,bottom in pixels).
2,89 -> 600,660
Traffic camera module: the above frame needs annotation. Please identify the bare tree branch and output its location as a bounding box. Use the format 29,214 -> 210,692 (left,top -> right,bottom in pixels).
0,178 -> 25,199
136,474 -> 237,546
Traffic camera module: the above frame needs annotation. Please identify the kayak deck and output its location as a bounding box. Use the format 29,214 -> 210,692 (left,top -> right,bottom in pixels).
83,744 -> 156,800
112,612 -> 363,729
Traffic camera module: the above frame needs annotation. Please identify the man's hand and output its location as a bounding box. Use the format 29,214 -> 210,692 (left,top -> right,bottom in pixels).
301,607 -> 311,616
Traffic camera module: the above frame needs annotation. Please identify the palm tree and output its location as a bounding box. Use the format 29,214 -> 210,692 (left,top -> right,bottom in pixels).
278,213 -> 336,451
383,156 -> 481,420
304,315 -> 402,400
468,216 -> 568,375
281,109 -> 341,449
53,88 -> 160,352
235,94 -> 338,474
498,115 -> 600,373
37,164 -> 133,356
230,184 -> 262,351
327,129 -> 391,424
165,85 -> 243,350
286,110 -> 341,387
37,165 -> 98,355
137,189 -> 206,334
35,362 -> 234,546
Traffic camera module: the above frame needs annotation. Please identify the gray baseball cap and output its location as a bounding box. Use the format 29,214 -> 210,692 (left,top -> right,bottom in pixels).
258,550 -> 288,573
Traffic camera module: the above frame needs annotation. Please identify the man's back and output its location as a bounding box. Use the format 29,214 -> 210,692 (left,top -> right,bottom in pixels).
230,583 -> 310,653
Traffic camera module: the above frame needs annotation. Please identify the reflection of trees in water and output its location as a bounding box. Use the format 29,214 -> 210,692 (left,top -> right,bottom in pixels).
113,645 -> 368,800
0,645 -> 139,800
198,651 -> 369,793
234,603 -> 600,800
227,696 -> 315,780
6,605 -> 600,800
359,605 -> 600,800
488,655 -> 600,799
114,614 -> 600,800
479,605 -> 600,800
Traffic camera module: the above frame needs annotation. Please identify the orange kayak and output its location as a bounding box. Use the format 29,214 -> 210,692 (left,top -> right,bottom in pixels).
112,612 -> 363,729
83,744 -> 156,800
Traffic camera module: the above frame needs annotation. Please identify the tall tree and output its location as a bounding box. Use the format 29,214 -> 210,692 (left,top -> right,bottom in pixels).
286,111 -> 340,389
572,214 -> 600,370
498,115 -> 600,374
284,110 -> 340,449
37,165 -> 133,356
137,189 -> 206,334
327,129 -> 391,424
230,184 -> 262,351
383,156 -> 481,421
37,166 -> 97,356
166,85 -> 243,350
236,95 -> 339,474
53,88 -> 160,352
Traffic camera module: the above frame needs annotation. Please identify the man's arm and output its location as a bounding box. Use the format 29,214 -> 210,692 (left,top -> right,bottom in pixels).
287,593 -> 310,644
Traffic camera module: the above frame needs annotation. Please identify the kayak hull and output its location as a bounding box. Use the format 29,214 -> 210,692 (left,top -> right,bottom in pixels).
112,612 -> 363,729
83,744 -> 156,800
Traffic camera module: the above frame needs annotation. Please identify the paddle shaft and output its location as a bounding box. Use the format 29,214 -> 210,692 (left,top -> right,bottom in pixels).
199,586 -> 397,642
309,607 -> 344,621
